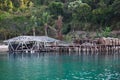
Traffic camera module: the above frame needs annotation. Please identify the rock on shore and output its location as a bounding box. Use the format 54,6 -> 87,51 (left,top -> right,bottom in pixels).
0,45 -> 8,52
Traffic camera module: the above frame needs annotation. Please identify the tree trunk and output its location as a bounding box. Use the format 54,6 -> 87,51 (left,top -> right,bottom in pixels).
45,23 -> 48,36
33,27 -> 35,36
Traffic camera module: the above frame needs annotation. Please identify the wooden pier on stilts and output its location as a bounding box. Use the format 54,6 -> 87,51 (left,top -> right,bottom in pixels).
3,36 -> 120,53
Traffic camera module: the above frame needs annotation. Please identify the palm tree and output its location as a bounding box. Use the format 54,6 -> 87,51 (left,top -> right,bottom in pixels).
40,12 -> 51,36
56,15 -> 63,40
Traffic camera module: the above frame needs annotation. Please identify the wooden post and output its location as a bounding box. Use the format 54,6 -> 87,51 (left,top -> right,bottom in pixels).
15,42 -> 21,51
9,42 -> 14,52
21,42 -> 23,52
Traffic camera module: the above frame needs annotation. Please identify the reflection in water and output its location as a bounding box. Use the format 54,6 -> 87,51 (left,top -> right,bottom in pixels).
0,52 -> 120,80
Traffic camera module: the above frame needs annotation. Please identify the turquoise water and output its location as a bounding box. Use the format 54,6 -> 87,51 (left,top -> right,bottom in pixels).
0,52 -> 120,80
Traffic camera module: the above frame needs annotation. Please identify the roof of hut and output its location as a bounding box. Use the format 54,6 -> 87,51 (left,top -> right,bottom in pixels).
4,36 -> 59,43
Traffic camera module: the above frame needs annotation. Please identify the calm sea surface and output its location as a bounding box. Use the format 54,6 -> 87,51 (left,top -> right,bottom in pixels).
0,52 -> 120,80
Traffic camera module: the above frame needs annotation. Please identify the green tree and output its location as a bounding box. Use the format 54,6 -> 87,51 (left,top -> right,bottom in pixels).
92,0 -> 112,27
68,0 -> 91,30
8,0 -> 14,12
49,1 -> 64,18
111,0 -> 120,17
39,12 -> 52,36
101,27 -> 111,37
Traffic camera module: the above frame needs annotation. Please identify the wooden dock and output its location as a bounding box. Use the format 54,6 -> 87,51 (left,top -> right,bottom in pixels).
9,44 -> 120,54
4,36 -> 120,53
45,45 -> 120,53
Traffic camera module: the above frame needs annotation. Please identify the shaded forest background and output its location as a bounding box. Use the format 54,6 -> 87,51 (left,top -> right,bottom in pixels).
0,0 -> 120,40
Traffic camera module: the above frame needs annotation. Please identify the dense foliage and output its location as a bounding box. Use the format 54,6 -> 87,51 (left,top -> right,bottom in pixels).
0,0 -> 120,40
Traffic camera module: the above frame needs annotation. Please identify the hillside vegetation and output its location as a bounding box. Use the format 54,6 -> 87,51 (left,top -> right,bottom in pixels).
0,0 -> 120,40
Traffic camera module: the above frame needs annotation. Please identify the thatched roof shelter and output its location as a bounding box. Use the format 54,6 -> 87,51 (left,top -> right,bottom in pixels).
3,36 -> 60,52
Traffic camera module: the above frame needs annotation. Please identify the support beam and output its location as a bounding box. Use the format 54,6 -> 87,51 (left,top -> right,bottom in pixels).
9,42 -> 14,51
